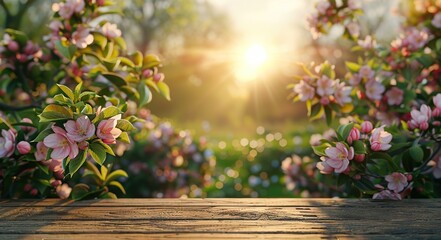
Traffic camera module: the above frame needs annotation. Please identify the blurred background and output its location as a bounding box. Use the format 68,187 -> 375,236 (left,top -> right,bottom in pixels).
0,0 -> 401,198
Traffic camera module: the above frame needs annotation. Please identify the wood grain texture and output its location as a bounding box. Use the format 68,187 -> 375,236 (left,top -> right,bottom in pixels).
0,198 -> 439,239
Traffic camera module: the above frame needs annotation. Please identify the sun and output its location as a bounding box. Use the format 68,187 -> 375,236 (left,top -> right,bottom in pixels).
244,44 -> 268,68
234,44 -> 269,82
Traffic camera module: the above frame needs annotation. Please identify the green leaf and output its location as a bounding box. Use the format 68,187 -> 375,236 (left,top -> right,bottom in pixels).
157,81 -> 170,101
57,84 -> 75,100
118,57 -> 135,68
337,123 -> 354,142
89,142 -> 107,165
74,82 -> 83,101
101,73 -> 127,87
98,106 -> 121,120
117,132 -> 130,144
32,127 -> 53,142
345,61 -> 361,72
53,94 -> 72,105
437,39 -> 441,51
113,37 -> 127,51
100,192 -> 117,199
69,150 -> 87,177
312,144 -> 328,157
5,29 -> 28,46
94,139 -> 115,156
105,169 -> 128,184
71,183 -> 90,201
353,140 -> 366,154
39,105 -> 73,122
92,32 -> 108,50
54,40 -> 76,60
116,119 -> 136,131
137,82 -> 152,107
416,54 -> 433,68
108,181 -> 126,194
409,145 -> 424,162
101,165 -> 108,180
131,51 -> 143,67
143,54 -> 161,69
79,91 -> 97,101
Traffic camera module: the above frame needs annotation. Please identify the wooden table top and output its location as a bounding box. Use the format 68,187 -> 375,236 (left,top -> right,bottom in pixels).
0,198 -> 440,239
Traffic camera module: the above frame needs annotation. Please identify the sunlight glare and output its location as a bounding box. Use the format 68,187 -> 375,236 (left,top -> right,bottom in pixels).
245,44 -> 267,69
234,43 -> 269,82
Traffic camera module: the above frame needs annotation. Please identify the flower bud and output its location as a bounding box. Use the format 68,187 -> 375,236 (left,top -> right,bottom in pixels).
406,174 -> 413,182
17,141 -> 31,154
50,179 -> 62,188
7,41 -> 19,52
142,69 -> 153,78
320,97 -> 330,105
153,73 -> 164,83
347,127 -> 360,144
78,141 -> 89,150
24,184 -> 32,192
433,108 -> 441,118
353,174 -> 361,180
354,154 -> 365,162
361,121 -> 373,133
420,122 -> 429,131
30,188 -> 38,196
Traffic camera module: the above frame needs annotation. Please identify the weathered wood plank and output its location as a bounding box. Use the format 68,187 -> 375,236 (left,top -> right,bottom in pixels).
0,206 -> 439,221
0,219 -> 437,235
1,198 -> 441,207
1,234 -> 439,240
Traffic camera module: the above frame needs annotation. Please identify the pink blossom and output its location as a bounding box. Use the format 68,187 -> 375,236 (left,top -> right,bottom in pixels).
365,80 -> 385,101
385,87 -> 404,105
348,73 -> 361,86
35,142 -> 48,161
294,80 -> 315,101
346,22 -> 360,38
49,21 -> 63,32
369,126 -> 392,151
357,35 -> 376,49
333,80 -> 352,106
44,126 -> 79,160
433,93 -> 441,109
17,141 -> 31,154
409,104 -> 432,131
316,159 -> 334,174
385,172 -> 408,192
0,129 -> 16,158
433,157 -> 441,178
316,76 -> 334,96
348,0 -> 361,10
323,142 -> 354,173
58,0 -> 84,19
316,0 -> 331,14
372,190 -> 402,200
97,115 -> 122,144
56,183 -> 72,199
432,12 -> 441,28
359,65 -> 375,79
71,25 -> 94,49
64,116 -> 95,142
361,121 -> 373,133
102,22 -> 121,39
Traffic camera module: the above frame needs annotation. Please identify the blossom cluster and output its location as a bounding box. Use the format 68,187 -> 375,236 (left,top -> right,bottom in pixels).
307,0 -> 361,39
119,112 -> 214,198
0,0 -> 170,200
287,0 -> 441,199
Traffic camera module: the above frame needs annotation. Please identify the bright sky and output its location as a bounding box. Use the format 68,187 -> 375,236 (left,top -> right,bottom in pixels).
208,0 -> 314,82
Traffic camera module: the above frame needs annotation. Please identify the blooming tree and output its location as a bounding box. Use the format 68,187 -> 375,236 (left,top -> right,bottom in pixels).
0,0 -> 170,199
289,0 -> 441,199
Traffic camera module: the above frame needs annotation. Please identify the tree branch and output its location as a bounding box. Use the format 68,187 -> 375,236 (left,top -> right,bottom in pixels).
0,102 -> 41,111
0,0 -> 11,17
